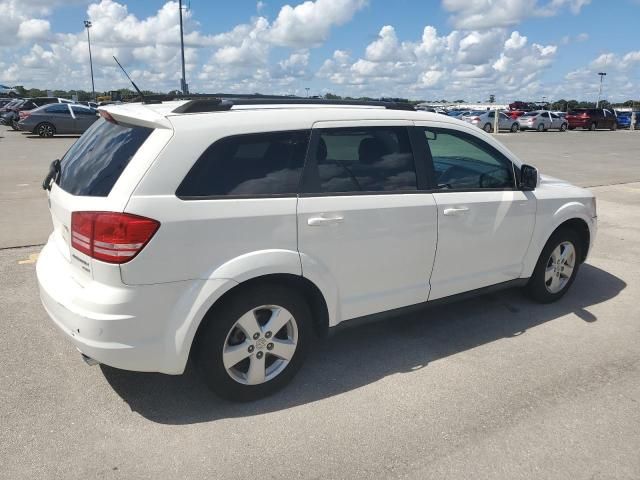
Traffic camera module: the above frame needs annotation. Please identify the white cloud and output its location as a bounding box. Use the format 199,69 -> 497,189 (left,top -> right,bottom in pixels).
442,0 -> 590,30
17,19 -> 51,41
268,0 -> 367,47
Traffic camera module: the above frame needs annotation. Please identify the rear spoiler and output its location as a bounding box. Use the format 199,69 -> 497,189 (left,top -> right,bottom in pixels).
98,105 -> 172,130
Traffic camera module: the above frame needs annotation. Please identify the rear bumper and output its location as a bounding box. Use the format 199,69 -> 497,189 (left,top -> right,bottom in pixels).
567,119 -> 589,128
36,240 -> 230,374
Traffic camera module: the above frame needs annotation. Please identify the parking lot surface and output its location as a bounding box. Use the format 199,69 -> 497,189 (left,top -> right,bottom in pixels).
1,126 -> 639,479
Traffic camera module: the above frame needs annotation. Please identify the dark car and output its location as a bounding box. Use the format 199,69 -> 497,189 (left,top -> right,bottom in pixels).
0,99 -> 26,127
17,103 -> 98,137
566,108 -> 617,131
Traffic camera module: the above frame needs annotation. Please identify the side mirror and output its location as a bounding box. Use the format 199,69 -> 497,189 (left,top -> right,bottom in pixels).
520,164 -> 538,191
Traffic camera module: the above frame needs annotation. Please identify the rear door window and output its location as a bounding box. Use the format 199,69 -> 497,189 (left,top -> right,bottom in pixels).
46,104 -> 70,115
58,118 -> 153,196
307,127 -> 417,193
177,130 -> 310,198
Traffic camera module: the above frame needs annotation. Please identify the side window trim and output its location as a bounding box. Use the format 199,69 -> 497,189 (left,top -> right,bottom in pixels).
416,125 -> 518,192
299,125 -> 428,197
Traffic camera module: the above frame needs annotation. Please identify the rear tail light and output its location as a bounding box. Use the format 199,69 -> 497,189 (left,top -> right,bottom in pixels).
470,116 -> 480,121
19,111 -> 30,119
71,212 -> 160,264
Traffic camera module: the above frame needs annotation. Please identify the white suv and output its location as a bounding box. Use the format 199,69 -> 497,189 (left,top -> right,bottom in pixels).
37,98 -> 597,401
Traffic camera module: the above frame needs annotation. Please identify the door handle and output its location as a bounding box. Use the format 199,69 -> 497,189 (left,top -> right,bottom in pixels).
307,216 -> 344,226
443,207 -> 469,216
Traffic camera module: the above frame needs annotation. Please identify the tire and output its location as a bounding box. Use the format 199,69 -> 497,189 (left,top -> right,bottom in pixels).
537,123 -> 544,132
611,122 -> 617,131
483,123 -> 492,133
560,123 -> 568,132
589,122 -> 596,131
525,228 -> 582,304
36,122 -> 55,137
194,284 -> 313,401
510,123 -> 519,133
11,119 -> 19,130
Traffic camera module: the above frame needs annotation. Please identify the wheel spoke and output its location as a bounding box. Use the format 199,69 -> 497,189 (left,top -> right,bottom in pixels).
235,310 -> 260,338
245,354 -> 266,385
222,341 -> 251,369
264,307 -> 292,336
269,338 -> 296,361
548,275 -> 560,291
562,264 -> 574,278
545,266 -> 555,283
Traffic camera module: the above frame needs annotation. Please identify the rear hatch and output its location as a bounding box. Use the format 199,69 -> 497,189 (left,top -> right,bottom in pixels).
44,112 -> 168,284
566,110 -> 589,124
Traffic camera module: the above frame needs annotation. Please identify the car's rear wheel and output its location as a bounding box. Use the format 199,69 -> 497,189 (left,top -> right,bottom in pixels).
611,122 -> 617,131
537,123 -> 544,132
36,122 -> 55,137
526,228 -> 582,303
510,123 -> 519,132
560,123 -> 568,131
483,123 -> 492,133
195,284 -> 313,401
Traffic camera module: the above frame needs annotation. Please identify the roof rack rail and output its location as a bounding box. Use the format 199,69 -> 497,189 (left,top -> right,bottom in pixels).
171,97 -> 416,114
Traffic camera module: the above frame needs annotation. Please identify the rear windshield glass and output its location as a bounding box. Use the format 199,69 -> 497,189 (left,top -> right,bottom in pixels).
58,118 -> 153,196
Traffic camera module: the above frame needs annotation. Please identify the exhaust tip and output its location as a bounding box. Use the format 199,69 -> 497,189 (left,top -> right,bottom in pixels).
80,353 -> 100,366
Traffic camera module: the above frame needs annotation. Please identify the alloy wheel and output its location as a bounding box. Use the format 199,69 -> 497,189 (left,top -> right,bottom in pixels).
38,124 -> 54,137
222,305 -> 298,385
544,241 -> 576,294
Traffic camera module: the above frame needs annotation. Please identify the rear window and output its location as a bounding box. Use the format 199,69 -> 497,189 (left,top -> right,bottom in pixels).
177,130 -> 309,198
58,118 -> 153,196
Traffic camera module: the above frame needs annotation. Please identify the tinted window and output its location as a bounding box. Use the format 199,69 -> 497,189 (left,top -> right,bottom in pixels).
71,106 -> 96,116
177,130 -> 309,198
46,104 -> 70,114
58,118 -> 153,196
423,128 -> 514,190
310,127 -> 417,193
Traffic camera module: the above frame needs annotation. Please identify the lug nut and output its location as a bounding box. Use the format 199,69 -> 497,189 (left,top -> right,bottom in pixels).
256,351 -> 264,359
253,332 -> 260,340
267,343 -> 274,351
248,345 -> 255,353
265,331 -> 272,338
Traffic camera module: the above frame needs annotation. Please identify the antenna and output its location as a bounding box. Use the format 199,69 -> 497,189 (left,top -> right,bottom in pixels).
113,56 -> 144,100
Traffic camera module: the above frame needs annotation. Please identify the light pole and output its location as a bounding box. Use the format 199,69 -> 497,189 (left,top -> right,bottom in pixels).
179,0 -> 188,94
305,87 -> 310,98
596,72 -> 606,108
84,20 -> 95,101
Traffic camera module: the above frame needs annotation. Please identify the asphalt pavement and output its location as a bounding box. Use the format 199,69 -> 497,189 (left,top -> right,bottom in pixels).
1,126 -> 639,479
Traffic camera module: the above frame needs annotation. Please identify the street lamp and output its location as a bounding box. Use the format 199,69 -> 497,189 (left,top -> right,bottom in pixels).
178,0 -> 188,95
84,20 -> 96,102
596,72 -> 606,108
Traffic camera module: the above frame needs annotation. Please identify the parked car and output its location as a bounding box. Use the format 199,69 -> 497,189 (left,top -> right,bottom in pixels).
464,110 -> 520,132
566,108 -> 617,130
0,98 -> 13,109
517,111 -> 568,131
37,99 -> 597,401
18,103 -> 98,137
10,97 -> 77,130
0,99 -> 26,127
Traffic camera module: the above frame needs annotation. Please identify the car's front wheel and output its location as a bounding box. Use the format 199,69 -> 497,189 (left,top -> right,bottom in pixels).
510,123 -> 519,132
195,284 -> 313,401
483,123 -> 492,133
526,228 -> 582,303
36,122 -> 55,137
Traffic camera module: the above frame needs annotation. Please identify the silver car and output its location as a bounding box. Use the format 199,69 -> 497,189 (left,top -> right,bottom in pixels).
464,110 -> 520,133
17,103 -> 98,137
517,111 -> 568,132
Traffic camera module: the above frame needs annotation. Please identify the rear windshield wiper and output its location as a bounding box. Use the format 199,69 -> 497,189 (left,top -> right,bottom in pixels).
42,159 -> 61,191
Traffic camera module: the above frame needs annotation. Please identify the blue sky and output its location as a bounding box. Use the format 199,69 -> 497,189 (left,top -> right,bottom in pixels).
2,0 -> 640,102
